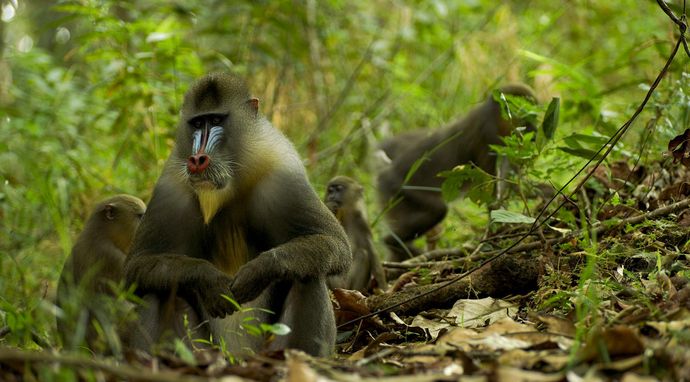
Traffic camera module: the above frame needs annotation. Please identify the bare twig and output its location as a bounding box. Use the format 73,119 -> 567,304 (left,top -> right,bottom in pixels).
383,260 -> 462,270
0,348 -> 213,382
355,346 -> 399,367
657,0 -> 685,28
402,248 -> 465,264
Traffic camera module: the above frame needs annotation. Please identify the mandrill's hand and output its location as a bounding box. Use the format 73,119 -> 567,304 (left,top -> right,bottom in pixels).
197,272 -> 238,318
231,251 -> 283,304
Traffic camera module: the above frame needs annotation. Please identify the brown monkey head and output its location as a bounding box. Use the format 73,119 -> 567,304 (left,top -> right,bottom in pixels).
91,194 -> 146,254
173,73 -> 260,192
324,176 -> 365,222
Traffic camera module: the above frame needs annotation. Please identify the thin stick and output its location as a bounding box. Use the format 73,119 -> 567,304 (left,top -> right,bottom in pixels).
0,348 -> 211,382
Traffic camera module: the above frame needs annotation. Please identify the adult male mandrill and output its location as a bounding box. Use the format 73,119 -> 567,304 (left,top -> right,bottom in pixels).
124,73 -> 350,356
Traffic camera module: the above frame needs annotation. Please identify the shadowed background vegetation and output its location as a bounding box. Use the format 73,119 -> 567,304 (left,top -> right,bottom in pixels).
0,0 -> 686,350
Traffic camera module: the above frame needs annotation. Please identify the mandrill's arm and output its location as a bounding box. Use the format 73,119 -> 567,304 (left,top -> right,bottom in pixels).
230,171 -> 351,304
123,176 -> 237,318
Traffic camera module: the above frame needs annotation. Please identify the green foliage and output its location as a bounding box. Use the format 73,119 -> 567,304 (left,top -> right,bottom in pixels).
559,132 -> 610,160
439,164 -> 494,205
493,90 -> 540,128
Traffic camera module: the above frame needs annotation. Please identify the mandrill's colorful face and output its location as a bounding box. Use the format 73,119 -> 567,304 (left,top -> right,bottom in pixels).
171,73 -> 261,223
172,74 -> 258,192
184,113 -> 232,190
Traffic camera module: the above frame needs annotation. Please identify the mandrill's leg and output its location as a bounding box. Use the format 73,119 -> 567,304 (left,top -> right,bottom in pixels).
125,293 -> 210,352
270,279 -> 335,357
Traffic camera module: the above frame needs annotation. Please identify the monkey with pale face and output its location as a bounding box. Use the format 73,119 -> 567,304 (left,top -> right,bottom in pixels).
324,176 -> 387,293
377,84 -> 537,261
57,194 -> 145,353
124,73 -> 351,356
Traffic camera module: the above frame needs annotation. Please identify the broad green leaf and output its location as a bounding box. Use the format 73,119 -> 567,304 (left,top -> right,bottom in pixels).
541,97 -> 560,139
557,146 -> 604,161
562,133 -> 609,149
490,209 -> 535,224
439,165 -> 494,205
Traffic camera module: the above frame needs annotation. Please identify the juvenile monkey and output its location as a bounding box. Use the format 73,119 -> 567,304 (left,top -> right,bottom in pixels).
324,176 -> 386,293
124,73 -> 350,356
56,194 -> 145,353
377,84 -> 537,261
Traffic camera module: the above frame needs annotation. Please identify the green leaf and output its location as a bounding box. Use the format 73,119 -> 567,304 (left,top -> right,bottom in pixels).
174,339 -> 196,365
557,146 -> 604,161
221,294 -> 242,311
404,154 -> 430,184
439,165 -> 494,205
243,324 -> 262,337
562,133 -> 609,149
490,209 -> 535,224
541,97 -> 560,139
262,323 -> 292,336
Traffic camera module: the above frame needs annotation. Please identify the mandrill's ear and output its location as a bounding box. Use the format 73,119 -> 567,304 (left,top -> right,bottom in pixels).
104,204 -> 116,220
247,98 -> 259,115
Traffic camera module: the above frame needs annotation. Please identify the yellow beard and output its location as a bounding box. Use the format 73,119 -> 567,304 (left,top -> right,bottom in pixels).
196,185 -> 233,224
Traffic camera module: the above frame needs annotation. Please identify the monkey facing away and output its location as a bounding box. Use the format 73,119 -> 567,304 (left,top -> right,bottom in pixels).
377,84 -> 537,261
124,73 -> 351,357
56,194 -> 145,353
377,130 -> 444,252
324,176 -> 386,293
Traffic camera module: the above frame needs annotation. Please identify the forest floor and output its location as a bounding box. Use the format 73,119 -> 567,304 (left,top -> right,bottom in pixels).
2,159 -> 690,381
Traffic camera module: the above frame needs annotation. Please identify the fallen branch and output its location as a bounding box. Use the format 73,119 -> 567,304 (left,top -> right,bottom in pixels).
367,255 -> 541,316
0,347 -> 212,382
383,259 -> 465,270
401,248 -> 465,264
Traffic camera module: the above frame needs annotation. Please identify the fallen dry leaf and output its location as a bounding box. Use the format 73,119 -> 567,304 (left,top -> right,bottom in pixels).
668,128 -> 690,167
498,349 -> 570,372
286,351 -> 321,382
410,315 -> 451,341
620,372 -> 660,382
496,366 -> 564,382
449,297 -> 518,328
438,318 -> 533,352
532,314 -> 577,337
579,326 -> 644,362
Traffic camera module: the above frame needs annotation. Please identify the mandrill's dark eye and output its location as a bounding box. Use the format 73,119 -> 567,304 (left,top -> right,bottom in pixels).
211,116 -> 222,125
193,119 -> 203,129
